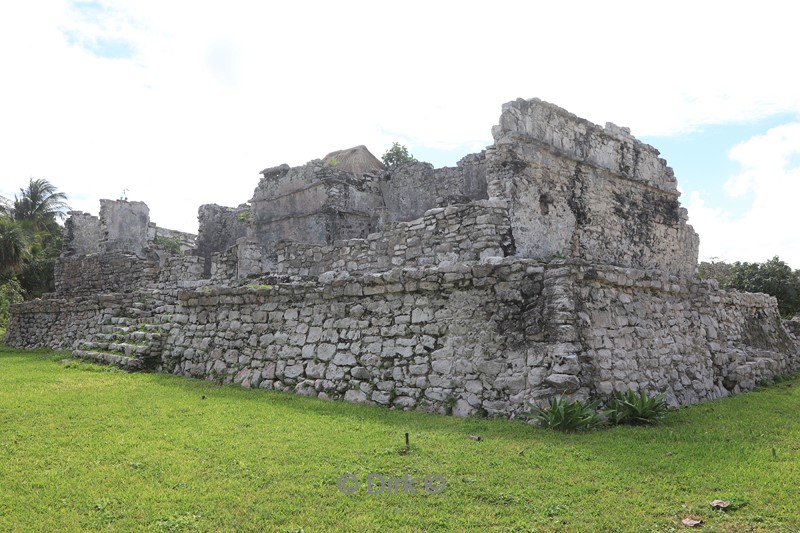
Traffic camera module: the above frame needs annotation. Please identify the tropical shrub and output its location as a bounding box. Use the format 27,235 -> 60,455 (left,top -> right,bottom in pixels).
381,142 -> 417,167
521,396 -> 605,431
153,234 -> 182,255
605,389 -> 668,426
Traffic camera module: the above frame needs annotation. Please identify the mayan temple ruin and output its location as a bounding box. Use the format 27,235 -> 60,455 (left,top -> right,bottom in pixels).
5,98 -> 799,416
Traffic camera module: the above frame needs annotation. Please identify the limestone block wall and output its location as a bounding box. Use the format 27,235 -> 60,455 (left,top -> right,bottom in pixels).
273,201 -> 513,277
5,258 -> 798,416
62,211 -> 100,256
194,204 -> 251,276
99,199 -> 151,255
574,264 -> 798,405
250,162 -> 384,252
149,225 -> 197,253
489,98 -> 699,277
165,259 -> 551,417
54,253 -> 158,296
154,256 -> 209,290
3,293 -> 137,350
379,153 -> 489,224
161,259 -> 798,414
785,318 -> 800,342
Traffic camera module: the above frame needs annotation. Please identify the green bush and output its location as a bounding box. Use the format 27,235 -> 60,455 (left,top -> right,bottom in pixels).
152,234 -> 182,255
605,389 -> 668,425
381,142 -> 417,167
698,256 -> 800,318
521,397 -> 605,431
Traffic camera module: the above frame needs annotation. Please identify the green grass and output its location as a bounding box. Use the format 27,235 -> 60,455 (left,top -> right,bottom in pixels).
1,346 -> 800,532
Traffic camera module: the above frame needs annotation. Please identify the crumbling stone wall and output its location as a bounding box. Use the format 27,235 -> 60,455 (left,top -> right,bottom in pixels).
193,203 -> 250,276
155,260 -> 796,415
165,259 -> 547,417
274,200 -> 512,277
249,162 -> 384,253
3,292 -> 142,350
489,98 -> 699,277
379,153 -> 489,223
149,225 -> 196,253
573,264 -> 796,405
99,200 -> 151,255
154,256 -> 208,290
62,211 -> 100,256
54,253 -> 158,296
4,97 -> 798,418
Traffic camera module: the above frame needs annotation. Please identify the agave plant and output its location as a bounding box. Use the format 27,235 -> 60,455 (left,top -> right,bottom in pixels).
605,389 -> 668,425
521,396 -> 606,431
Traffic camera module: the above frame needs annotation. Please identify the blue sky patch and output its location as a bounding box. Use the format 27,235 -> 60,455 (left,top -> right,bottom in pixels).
72,0 -> 105,21
83,36 -> 135,59
642,113 -> 799,217
786,152 -> 800,171
62,29 -> 136,60
62,0 -> 136,60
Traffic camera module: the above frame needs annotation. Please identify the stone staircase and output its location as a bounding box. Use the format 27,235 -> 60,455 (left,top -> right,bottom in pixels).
71,300 -> 166,371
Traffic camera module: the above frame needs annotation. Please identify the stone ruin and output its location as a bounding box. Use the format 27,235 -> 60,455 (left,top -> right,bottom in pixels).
5,98 -> 799,416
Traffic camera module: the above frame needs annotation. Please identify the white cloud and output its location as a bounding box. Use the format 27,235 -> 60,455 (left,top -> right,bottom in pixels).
1,1 -> 800,236
686,123 -> 800,268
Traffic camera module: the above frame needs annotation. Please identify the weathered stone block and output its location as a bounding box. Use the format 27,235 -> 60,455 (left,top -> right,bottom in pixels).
316,343 -> 336,361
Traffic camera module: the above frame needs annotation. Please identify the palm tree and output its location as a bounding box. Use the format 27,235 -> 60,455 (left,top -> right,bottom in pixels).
0,217 -> 29,276
13,178 -> 70,233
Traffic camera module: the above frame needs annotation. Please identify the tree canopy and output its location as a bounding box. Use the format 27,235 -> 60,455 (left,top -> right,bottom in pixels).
12,178 -> 70,233
0,178 -> 68,307
0,218 -> 29,276
380,142 -> 417,167
698,256 -> 800,318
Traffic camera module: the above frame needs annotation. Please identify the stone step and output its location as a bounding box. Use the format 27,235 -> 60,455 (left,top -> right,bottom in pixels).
127,331 -> 162,343
74,340 -> 149,357
76,339 -> 109,351
90,331 -> 161,345
89,332 -> 123,342
71,350 -> 143,371
107,342 -> 150,357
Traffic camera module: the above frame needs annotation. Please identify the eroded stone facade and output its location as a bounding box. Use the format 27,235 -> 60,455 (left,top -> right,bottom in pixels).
5,98 -> 797,416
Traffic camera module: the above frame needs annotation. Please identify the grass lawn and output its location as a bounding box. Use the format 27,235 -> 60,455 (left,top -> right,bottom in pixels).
1,346 -> 799,532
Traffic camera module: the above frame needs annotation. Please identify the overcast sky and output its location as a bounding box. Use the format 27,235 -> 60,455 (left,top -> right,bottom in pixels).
1,1 -> 798,267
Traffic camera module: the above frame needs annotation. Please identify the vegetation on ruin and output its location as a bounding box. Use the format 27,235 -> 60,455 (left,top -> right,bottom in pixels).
521,391 -> 669,430
606,390 -> 669,426
380,142 -> 417,167
698,256 -> 800,318
244,283 -> 273,290
2,346 -> 800,531
521,397 -> 606,431
152,234 -> 183,255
